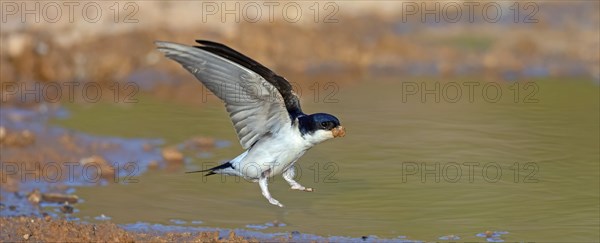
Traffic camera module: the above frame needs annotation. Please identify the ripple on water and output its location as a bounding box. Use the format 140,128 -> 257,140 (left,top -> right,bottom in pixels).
246,221 -> 286,230
94,214 -> 111,221
438,234 -> 460,240
169,219 -> 187,225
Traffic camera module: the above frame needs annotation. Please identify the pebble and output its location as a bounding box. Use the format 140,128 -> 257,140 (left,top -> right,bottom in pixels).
21,130 -> 36,144
143,143 -> 154,152
0,126 -> 6,141
0,128 -> 36,147
148,160 -> 160,170
60,204 -> 74,214
6,34 -> 32,58
162,147 -> 184,163
187,136 -> 215,149
27,189 -> 42,204
42,193 -> 79,204
79,155 -> 115,179
476,230 -> 509,242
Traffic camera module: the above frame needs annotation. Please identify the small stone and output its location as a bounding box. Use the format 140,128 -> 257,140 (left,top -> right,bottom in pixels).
0,128 -> 36,147
143,143 -> 154,152
162,147 -> 184,163
60,204 -> 74,214
212,231 -> 220,242
79,155 -> 115,179
42,193 -> 79,204
6,34 -> 32,58
2,133 -> 17,146
59,133 -> 74,143
148,160 -> 159,170
183,136 -> 216,150
0,126 -> 6,142
21,130 -> 36,145
23,234 -> 31,240
192,136 -> 215,148
27,189 -> 42,204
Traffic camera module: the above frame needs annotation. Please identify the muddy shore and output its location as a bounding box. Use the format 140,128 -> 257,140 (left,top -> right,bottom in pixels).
0,216 -> 254,242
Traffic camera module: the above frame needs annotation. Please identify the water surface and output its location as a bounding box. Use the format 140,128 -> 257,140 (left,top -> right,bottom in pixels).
55,78 -> 600,242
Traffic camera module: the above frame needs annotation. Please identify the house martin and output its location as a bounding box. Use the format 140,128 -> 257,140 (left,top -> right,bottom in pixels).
156,40 -> 345,207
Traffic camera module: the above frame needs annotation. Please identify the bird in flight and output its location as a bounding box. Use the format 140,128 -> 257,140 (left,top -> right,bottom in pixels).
156,40 -> 345,207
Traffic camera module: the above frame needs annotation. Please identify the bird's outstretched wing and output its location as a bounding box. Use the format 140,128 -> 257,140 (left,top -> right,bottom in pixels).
156,40 -> 303,149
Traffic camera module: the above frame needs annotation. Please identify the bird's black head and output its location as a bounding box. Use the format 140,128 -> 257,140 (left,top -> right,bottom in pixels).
298,113 -> 345,141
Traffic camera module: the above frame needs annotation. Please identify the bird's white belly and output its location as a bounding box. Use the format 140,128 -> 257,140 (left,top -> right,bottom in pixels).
235,130 -> 308,179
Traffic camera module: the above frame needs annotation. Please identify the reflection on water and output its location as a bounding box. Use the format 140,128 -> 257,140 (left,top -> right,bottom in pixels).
55,78 -> 599,242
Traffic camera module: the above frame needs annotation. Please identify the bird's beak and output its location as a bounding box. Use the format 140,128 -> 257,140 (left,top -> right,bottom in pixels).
332,126 -> 346,138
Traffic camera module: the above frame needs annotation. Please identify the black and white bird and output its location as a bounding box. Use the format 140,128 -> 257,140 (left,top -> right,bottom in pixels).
156,40 -> 346,207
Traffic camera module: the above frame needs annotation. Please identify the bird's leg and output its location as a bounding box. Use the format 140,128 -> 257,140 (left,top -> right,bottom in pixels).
283,166 -> 313,192
258,176 -> 283,207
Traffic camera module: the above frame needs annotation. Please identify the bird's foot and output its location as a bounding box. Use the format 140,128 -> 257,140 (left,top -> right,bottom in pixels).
259,176 -> 283,207
268,198 -> 284,207
291,185 -> 314,192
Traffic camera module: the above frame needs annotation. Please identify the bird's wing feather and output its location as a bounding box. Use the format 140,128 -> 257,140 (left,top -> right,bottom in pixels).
156,41 -> 303,149
194,40 -> 303,119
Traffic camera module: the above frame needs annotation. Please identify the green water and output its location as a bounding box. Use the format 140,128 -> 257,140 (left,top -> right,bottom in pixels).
56,78 -> 599,242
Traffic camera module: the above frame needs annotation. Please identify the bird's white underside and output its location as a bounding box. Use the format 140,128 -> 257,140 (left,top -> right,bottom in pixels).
216,123 -> 334,180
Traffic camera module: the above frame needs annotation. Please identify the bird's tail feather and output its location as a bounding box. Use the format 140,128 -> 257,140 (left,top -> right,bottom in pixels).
186,162 -> 233,176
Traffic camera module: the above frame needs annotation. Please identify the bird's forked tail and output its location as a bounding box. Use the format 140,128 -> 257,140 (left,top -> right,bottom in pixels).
186,162 -> 233,176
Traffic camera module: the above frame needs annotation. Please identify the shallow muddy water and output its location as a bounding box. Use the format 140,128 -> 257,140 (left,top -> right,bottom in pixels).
54,78 -> 599,242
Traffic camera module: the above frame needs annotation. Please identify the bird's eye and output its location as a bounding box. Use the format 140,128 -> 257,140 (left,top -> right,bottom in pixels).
320,122 -> 329,128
